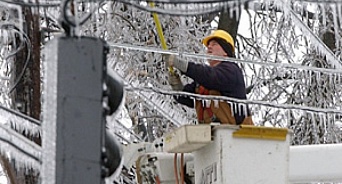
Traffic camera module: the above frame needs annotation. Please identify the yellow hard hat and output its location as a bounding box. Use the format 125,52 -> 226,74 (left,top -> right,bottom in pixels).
202,30 -> 235,51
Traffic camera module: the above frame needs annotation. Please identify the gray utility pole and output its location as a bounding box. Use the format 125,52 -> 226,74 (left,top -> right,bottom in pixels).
42,36 -> 108,184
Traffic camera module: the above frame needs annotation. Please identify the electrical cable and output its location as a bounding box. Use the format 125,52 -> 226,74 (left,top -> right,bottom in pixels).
0,137 -> 41,163
0,104 -> 41,126
0,0 -> 60,7
135,155 -> 144,184
115,119 -> 143,141
6,25 -> 32,94
114,0 -> 236,16
117,0 -> 341,3
130,0 -> 239,3
155,176 -> 161,184
108,42 -> 342,75
0,24 -> 32,95
180,153 -> 184,184
0,25 -> 27,64
296,0 -> 342,2
112,70 -> 184,127
114,131 -> 131,143
0,125 -> 41,164
125,86 -> 342,115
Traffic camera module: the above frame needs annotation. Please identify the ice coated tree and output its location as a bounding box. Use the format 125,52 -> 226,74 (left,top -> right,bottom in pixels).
0,0 -> 342,183
89,1 -> 342,145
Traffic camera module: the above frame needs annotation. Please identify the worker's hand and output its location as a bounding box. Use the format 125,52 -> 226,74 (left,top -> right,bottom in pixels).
163,54 -> 175,68
168,72 -> 183,91
163,54 -> 188,73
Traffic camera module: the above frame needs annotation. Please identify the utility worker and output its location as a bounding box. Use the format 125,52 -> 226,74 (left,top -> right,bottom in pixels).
165,29 -> 253,125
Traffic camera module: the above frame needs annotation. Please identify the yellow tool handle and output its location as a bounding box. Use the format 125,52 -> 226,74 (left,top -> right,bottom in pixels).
149,2 -> 174,74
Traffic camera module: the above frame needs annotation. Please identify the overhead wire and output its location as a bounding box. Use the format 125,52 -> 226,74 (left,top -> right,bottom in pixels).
108,42 -> 342,76
115,119 -> 144,141
111,68 -> 184,126
114,131 -> 131,143
0,137 -> 41,164
296,0 -> 342,2
125,86 -> 342,116
133,0 -> 237,3
0,0 -> 60,7
113,0 -> 250,16
0,104 -> 41,126
110,37 -> 342,126
0,124 -> 41,164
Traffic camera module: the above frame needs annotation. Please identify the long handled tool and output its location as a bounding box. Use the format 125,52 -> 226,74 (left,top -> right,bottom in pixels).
149,2 -> 174,74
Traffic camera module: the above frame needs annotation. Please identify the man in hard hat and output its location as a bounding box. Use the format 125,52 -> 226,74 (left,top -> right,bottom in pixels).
166,29 -> 253,125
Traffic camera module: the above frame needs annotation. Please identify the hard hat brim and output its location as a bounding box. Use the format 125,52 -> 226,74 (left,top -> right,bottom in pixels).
202,35 -> 220,47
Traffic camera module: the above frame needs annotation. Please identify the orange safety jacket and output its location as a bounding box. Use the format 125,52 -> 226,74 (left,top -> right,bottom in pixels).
195,85 -> 254,125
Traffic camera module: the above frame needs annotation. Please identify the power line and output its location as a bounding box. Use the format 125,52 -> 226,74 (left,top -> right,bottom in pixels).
0,124 -> 41,164
108,42 -> 342,75
114,0 -> 252,16
0,105 -> 41,126
126,86 -> 342,115
0,0 -> 60,7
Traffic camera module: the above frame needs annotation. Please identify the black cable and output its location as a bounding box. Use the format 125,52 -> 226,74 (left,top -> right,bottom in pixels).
0,24 -> 33,95
0,0 -> 60,7
1,27 -> 27,61
7,27 -> 32,94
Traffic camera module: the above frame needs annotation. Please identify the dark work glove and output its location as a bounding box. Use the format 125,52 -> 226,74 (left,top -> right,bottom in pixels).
168,72 -> 184,91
